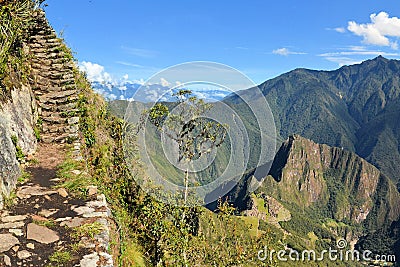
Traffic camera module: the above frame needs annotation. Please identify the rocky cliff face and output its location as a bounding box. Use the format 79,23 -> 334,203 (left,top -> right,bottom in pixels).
261,135 -> 400,227
0,84 -> 38,209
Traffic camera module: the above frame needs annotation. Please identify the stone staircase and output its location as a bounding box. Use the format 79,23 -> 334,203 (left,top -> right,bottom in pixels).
27,9 -> 80,144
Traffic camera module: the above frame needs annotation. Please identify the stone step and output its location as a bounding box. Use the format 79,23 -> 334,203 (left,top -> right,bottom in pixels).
42,115 -> 67,124
41,133 -> 75,143
52,58 -> 68,65
59,78 -> 75,86
48,72 -> 65,79
37,102 -> 55,111
35,85 -> 63,93
59,72 -> 75,80
31,58 -> 52,66
29,47 -> 47,53
42,125 -> 66,134
41,109 -> 78,118
33,76 -> 51,87
46,46 -> 63,53
31,63 -> 51,71
55,104 -> 78,113
28,43 -> 43,49
41,95 -> 79,105
39,89 -> 77,101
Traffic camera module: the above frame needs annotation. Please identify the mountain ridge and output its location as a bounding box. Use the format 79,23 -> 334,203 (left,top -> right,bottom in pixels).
226,134 -> 400,259
225,56 -> 400,185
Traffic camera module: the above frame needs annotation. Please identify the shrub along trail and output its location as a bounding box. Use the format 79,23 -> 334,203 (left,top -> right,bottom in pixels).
0,143 -> 114,267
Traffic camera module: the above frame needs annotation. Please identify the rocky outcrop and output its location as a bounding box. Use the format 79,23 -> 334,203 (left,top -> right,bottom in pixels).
262,135 -> 400,227
0,84 -> 38,209
27,9 -> 80,143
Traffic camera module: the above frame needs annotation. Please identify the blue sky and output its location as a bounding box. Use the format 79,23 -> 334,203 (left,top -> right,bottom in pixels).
44,0 -> 400,85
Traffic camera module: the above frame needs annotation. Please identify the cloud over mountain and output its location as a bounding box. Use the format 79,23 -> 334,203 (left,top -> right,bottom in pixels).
79,61 -> 112,83
348,12 -> 400,49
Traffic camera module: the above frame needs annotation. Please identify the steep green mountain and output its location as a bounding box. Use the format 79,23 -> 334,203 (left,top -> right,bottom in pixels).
225,56 -> 400,185
232,135 -> 400,259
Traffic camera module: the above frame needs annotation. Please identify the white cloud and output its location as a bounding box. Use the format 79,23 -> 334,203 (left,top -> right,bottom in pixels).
123,74 -> 129,80
116,61 -> 145,68
347,12 -> 400,49
334,27 -> 346,33
79,61 -> 112,83
121,46 -> 158,58
323,57 -> 363,67
272,47 -> 306,56
134,78 -> 146,85
160,78 -> 170,87
347,46 -> 367,51
319,47 -> 399,66
319,50 -> 398,57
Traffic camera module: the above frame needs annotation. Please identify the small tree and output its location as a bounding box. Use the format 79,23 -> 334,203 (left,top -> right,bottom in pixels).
144,89 -> 227,203
141,89 -> 228,265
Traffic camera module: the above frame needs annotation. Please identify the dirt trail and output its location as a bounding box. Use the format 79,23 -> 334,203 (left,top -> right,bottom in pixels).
0,143 -> 114,267
26,143 -> 65,187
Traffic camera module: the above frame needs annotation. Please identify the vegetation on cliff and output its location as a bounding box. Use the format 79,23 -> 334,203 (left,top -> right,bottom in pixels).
0,0 -> 42,101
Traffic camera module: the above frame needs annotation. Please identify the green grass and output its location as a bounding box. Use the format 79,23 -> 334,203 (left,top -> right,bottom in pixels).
120,241 -> 147,267
11,135 -> 25,161
48,251 -> 72,266
307,231 -> 318,246
18,170 -> 32,184
33,219 -> 56,228
2,191 -> 17,208
56,158 -> 94,196
238,216 -> 261,238
71,222 -> 104,239
252,194 -> 269,214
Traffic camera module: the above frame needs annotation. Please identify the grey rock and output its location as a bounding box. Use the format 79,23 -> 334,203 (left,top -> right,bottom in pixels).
80,252 -> 99,267
83,211 -> 109,218
17,250 -> 31,260
55,216 -> 72,222
0,221 -> 25,229
27,223 -> 59,244
57,188 -> 68,197
97,194 -> 107,203
67,117 -> 79,125
99,252 -> 114,266
73,206 -> 95,215
70,170 -> 81,175
0,234 -> 20,252
1,215 -> 27,223
60,217 -> 85,228
8,229 -> 23,237
38,209 -> 58,218
87,185 -> 98,196
17,185 -> 57,199
3,255 -> 11,266
86,200 -> 107,209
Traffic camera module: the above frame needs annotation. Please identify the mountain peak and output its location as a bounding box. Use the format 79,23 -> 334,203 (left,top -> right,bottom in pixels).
371,55 -> 389,62
265,134 -> 400,225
